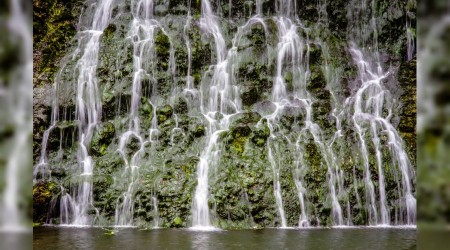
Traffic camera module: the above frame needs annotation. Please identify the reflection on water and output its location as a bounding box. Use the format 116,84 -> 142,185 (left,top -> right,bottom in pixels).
418,228 -> 450,250
191,232 -> 212,249
33,227 -> 416,250
0,232 -> 32,250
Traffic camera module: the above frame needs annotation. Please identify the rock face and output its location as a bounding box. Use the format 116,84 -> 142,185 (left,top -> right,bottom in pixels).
33,0 -> 416,228
33,182 -> 57,224
398,58 -> 416,162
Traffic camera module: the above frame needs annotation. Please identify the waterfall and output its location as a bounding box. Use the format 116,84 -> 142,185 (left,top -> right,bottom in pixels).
0,0 -> 32,231
406,0 -> 416,61
114,0 -> 159,227
267,144 -> 287,227
33,0 -> 416,228
59,0 -> 116,226
266,11 -> 303,229
191,0 -> 274,230
191,0 -> 234,229
263,1 -> 346,226
183,5 -> 194,92
346,0 -> 416,225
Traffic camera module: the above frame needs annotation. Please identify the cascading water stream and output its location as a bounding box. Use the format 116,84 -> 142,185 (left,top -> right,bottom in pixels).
191,0 -> 233,229
59,0 -> 116,226
305,103 -> 343,226
114,0 -> 157,226
267,142 -> 287,227
1,0 -> 32,230
264,1 -> 345,226
346,0 -> 416,225
183,3 -> 194,92
266,14 -> 304,228
406,0 -> 416,61
293,164 -> 308,227
191,0 -> 270,229
114,0 -> 175,227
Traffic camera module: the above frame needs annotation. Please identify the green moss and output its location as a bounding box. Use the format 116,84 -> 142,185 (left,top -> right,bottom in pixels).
173,217 -> 183,227
193,124 -> 206,137
103,24 -> 117,39
251,122 -> 270,147
155,30 -> 171,71
90,122 -> 115,156
155,31 -> 170,53
312,100 -> 333,132
157,104 -> 174,124
284,72 -> 293,92
140,99 -> 154,123
230,112 -> 262,127
174,97 -> 189,114
241,84 -> 259,107
150,159 -> 197,228
397,58 -> 417,163
238,63 -> 272,94
309,44 -> 323,65
230,136 -> 247,155
308,65 -> 327,92
192,72 -> 202,87
33,181 -> 57,223
33,0 -> 84,85
189,24 -> 212,80
223,124 -> 252,156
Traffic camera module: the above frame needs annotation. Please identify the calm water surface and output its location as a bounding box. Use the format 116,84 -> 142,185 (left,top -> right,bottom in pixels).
33,227 -> 416,250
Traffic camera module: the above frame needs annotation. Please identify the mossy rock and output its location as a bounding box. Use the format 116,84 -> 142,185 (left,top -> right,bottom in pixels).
90,122 -> 115,156
240,83 -> 259,107
251,122 -> 270,147
397,58 -> 417,162
153,159 -> 197,228
398,116 -> 415,133
139,99 -> 155,129
230,112 -> 262,127
33,181 -> 57,223
33,0 -> 85,85
280,106 -> 304,126
192,124 -> 206,137
103,24 -> 117,39
254,101 -> 276,116
238,63 -> 272,91
155,30 -> 171,71
309,43 -> 324,65
308,66 -> 327,92
172,216 -> 183,227
140,98 -> 154,117
95,152 -> 123,174
45,120 -> 78,153
174,96 -> 189,114
156,104 -> 174,124
230,125 -> 252,139
228,136 -> 248,155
